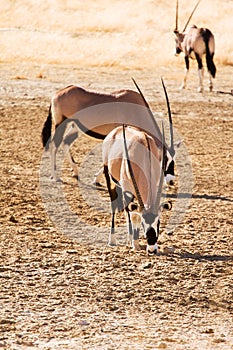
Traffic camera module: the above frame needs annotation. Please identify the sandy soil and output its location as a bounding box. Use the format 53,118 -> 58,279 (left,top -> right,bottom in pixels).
0,63 -> 233,349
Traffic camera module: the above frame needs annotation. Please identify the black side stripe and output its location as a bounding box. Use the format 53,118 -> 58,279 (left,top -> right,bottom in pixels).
72,119 -> 106,140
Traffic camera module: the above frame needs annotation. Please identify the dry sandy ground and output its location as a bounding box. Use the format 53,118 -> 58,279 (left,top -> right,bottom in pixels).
0,63 -> 233,349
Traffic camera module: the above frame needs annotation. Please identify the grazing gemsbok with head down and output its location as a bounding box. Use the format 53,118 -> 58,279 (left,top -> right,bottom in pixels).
102,80 -> 172,254
41,80 -> 178,184
174,0 -> 216,92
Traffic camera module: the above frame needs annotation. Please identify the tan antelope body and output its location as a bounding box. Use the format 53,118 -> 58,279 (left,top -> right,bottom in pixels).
48,85 -> 146,136
103,125 -> 166,254
41,81 -> 177,183
174,0 -> 216,92
42,85 -> 161,181
102,80 -> 172,254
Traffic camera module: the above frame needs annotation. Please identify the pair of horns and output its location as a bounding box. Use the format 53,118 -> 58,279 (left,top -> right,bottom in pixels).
132,77 -> 174,158
131,78 -> 173,213
175,0 -> 201,33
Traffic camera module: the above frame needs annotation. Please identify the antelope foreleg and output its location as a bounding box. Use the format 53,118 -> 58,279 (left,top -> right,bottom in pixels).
129,211 -> 141,251
180,56 -> 189,89
108,212 -> 117,246
132,228 -> 140,251
125,210 -> 133,245
104,165 -> 117,246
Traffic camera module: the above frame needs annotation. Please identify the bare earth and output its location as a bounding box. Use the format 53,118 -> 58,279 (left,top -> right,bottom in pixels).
0,63 -> 232,349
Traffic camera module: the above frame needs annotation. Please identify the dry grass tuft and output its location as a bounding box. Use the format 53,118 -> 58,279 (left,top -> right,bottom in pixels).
0,0 -> 232,69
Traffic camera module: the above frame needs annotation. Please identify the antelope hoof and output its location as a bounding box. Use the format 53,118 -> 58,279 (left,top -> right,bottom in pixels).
132,240 -> 141,251
197,86 -> 203,93
108,234 -> 117,246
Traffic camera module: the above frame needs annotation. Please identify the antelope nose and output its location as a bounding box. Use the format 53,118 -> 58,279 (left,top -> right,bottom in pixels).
147,243 -> 158,255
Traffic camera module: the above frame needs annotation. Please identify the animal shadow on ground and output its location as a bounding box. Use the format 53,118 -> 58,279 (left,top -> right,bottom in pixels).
167,192 -> 233,202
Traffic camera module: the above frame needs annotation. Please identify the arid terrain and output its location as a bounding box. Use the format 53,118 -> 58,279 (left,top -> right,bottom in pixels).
0,62 -> 232,350
1,0 -> 233,349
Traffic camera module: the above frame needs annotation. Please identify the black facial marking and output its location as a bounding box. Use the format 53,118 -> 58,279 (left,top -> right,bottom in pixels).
146,227 -> 157,245
130,204 -> 138,211
165,159 -> 175,177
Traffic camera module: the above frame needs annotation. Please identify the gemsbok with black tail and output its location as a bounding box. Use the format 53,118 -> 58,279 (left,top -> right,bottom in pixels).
41,80 -> 178,184
102,80 -> 172,254
174,0 -> 216,92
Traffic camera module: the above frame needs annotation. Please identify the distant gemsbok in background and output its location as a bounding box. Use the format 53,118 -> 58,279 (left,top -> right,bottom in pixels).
41,80 -> 178,184
174,0 -> 216,92
102,80 -> 172,254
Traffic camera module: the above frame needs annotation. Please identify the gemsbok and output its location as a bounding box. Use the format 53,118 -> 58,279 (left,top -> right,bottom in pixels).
102,80 -> 172,254
41,80 -> 178,184
94,79 -> 179,187
174,0 -> 216,92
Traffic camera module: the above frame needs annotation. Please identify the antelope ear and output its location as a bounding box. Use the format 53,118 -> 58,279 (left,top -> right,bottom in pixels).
128,202 -> 139,212
174,139 -> 183,149
129,211 -> 141,227
160,201 -> 172,211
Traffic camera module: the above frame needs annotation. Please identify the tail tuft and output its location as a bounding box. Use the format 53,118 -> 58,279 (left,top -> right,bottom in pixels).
41,105 -> 52,150
207,53 -> 216,78
202,28 -> 216,78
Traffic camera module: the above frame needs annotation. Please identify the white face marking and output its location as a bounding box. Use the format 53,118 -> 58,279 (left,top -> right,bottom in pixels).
147,243 -> 158,255
165,174 -> 176,184
166,151 -> 173,171
142,214 -> 159,236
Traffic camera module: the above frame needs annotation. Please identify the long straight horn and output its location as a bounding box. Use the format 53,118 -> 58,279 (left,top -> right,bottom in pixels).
154,122 -> 166,214
161,78 -> 175,158
174,0 -> 179,32
131,77 -> 163,143
122,124 -> 145,211
182,0 -> 201,32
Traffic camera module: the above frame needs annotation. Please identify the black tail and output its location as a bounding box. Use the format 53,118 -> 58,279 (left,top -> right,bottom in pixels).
41,105 -> 52,150
202,28 -> 216,78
